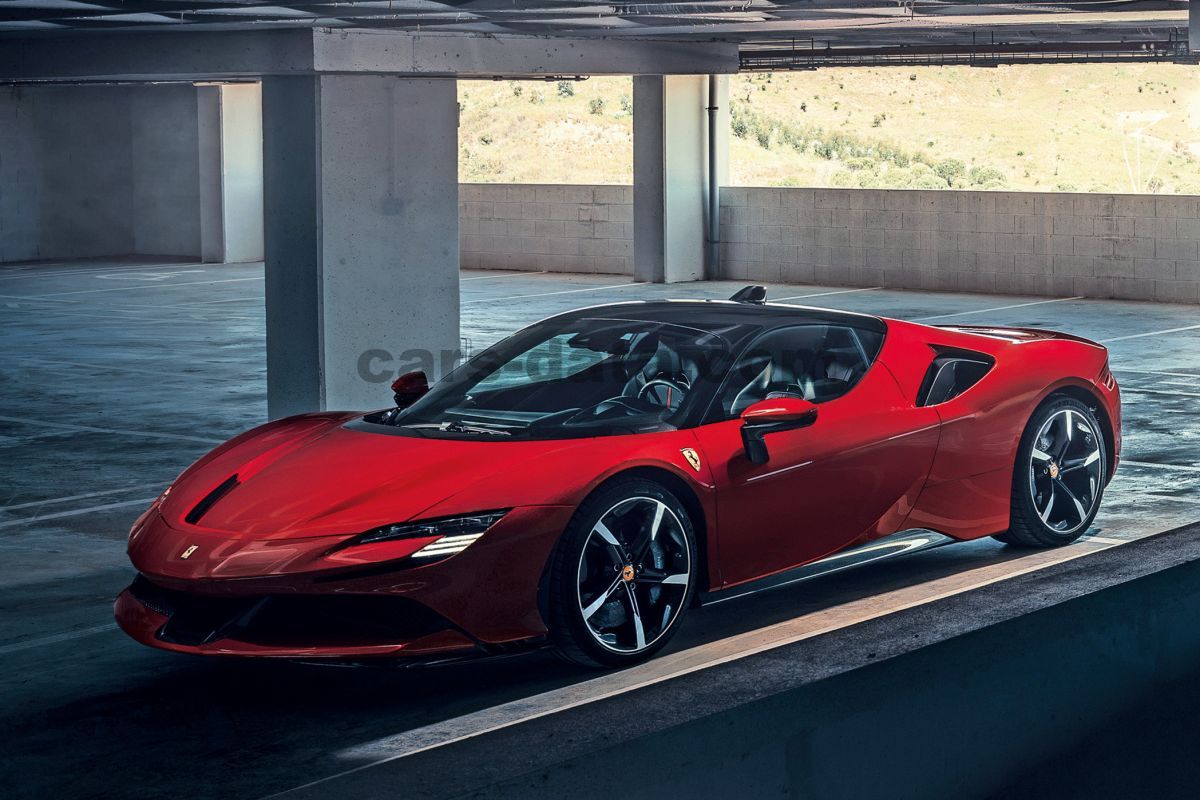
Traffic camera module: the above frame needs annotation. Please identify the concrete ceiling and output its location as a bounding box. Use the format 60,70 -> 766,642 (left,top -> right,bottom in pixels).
0,1 -> 1189,51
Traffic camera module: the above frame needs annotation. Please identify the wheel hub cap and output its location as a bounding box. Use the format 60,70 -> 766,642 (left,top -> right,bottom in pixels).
576,496 -> 692,654
1029,408 -> 1104,534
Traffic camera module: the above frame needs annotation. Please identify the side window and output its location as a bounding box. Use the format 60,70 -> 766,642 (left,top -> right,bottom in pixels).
714,324 -> 883,420
814,325 -> 883,402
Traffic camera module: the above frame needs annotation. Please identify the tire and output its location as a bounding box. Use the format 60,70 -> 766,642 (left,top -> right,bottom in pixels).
548,478 -> 698,668
999,396 -> 1107,548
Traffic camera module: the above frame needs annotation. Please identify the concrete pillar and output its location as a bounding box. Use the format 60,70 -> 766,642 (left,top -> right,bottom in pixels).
261,75 -> 460,418
198,83 -> 264,263
1192,1 -> 1199,53
197,86 -> 223,263
633,74 -> 728,283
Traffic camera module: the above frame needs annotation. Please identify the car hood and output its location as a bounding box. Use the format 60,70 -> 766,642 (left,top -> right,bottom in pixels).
158,413 -> 588,539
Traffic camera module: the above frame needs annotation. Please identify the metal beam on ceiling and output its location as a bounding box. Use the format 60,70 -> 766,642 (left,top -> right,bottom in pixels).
739,29 -> 1196,70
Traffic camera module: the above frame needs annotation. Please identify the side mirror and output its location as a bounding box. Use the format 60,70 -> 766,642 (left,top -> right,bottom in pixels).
391,370 -> 430,408
740,397 -> 818,465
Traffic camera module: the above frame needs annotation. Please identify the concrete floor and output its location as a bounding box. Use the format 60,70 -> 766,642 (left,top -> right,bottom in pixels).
2,259 -> 1199,799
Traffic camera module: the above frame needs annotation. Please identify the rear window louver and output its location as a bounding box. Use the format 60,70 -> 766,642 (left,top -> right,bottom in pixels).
185,474 -> 240,526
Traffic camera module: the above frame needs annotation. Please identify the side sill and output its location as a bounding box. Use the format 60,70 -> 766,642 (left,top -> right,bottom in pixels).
698,529 -> 954,607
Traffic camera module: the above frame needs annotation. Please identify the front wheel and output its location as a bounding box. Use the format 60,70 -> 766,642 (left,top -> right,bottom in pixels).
548,479 -> 697,668
999,396 -> 1106,548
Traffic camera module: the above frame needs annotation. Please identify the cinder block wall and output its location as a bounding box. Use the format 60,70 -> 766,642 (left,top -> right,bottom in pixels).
722,188 -> 1200,304
459,184 -> 1200,303
459,184 -> 633,275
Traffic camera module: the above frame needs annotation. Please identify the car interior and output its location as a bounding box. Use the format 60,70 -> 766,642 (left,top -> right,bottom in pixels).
383,319 -> 883,437
483,324 -> 723,423
391,320 -> 734,435
723,325 -> 883,417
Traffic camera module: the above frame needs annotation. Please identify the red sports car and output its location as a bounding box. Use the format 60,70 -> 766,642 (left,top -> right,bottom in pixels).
116,287 -> 1120,667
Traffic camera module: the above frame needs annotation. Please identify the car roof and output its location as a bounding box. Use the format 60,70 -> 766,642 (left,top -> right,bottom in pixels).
546,298 -> 888,335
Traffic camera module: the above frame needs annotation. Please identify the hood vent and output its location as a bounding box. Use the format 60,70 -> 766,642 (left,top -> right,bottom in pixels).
185,474 -> 240,526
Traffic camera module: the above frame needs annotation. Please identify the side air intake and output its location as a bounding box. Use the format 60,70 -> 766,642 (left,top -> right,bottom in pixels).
917,349 -> 994,406
184,474 -> 240,526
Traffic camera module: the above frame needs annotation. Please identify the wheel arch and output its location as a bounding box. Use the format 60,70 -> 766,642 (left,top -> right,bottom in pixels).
535,465 -> 715,628
1040,383 -> 1117,484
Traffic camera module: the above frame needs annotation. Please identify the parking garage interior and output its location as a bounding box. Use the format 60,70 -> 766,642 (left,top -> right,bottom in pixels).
4,2 -> 1200,798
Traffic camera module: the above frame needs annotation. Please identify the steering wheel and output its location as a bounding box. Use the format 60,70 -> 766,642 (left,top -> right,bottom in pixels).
637,377 -> 688,410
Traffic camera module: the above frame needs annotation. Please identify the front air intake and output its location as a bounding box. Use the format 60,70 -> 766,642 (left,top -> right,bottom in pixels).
184,474 -> 239,526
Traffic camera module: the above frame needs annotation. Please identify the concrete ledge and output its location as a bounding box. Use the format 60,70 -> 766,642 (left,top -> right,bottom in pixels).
0,30 -> 739,83
314,31 -> 740,77
723,187 -> 1200,304
285,522 -> 1200,798
459,183 -> 1200,301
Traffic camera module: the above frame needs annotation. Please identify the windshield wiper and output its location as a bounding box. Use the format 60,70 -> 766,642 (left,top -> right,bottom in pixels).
395,421 -> 510,436
439,421 -> 512,436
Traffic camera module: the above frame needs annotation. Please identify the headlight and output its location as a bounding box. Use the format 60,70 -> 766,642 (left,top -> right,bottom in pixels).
357,510 -> 508,560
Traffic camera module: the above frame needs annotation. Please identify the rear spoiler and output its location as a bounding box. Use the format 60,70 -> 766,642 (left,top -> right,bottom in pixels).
934,324 -> 1104,348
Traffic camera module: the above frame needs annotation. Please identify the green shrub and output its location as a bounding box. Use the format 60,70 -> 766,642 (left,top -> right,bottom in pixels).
556,81 -> 575,98
588,97 -> 606,115
780,128 -> 808,154
934,158 -> 966,186
967,166 -> 1006,187
912,173 -> 949,189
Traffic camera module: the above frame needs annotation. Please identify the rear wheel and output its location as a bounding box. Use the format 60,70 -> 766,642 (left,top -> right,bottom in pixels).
548,479 -> 697,668
999,396 -> 1106,548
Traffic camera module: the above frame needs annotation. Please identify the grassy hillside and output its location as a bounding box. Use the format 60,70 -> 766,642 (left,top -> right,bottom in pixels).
459,78 -> 634,184
458,64 -> 1200,193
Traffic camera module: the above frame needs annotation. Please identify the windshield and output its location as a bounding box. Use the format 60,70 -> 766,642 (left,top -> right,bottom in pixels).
372,317 -> 737,439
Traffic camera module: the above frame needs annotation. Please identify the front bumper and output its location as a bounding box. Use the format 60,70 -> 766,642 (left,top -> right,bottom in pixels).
117,505 -> 575,658
115,576 -> 483,659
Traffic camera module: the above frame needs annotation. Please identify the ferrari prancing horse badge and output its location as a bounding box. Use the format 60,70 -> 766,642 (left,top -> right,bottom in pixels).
680,448 -> 702,472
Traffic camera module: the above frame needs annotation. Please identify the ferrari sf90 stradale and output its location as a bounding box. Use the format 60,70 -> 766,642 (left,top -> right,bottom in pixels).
117,287 -> 1120,667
